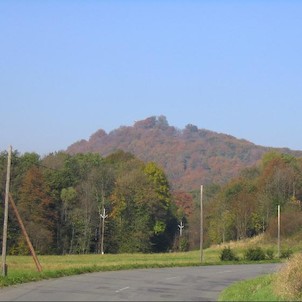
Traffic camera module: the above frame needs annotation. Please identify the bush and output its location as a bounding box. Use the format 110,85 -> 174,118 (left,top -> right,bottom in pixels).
280,248 -> 293,259
265,248 -> 274,260
179,237 -> 189,252
220,246 -> 239,261
244,247 -> 266,261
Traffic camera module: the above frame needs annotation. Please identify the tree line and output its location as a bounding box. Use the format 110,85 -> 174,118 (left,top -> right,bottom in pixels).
200,151 -> 302,246
0,150 -> 181,255
1,148 -> 302,255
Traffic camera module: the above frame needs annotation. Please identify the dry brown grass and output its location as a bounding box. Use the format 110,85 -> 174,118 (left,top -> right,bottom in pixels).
210,234 -> 266,250
274,252 -> 302,301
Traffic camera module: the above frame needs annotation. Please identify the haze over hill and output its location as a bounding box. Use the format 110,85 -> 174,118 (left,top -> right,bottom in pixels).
67,116 -> 302,191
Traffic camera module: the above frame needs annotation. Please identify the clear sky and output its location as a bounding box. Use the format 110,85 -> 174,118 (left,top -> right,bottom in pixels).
1,0 -> 302,156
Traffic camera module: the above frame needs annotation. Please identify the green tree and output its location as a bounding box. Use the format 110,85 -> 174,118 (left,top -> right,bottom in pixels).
143,162 -> 176,252
60,187 -> 77,254
109,159 -> 176,253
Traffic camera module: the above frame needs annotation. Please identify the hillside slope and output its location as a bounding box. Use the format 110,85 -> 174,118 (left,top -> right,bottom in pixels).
66,116 -> 302,191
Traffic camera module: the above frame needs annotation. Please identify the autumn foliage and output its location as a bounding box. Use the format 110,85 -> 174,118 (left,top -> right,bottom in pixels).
67,116 -> 302,191
0,150 -> 178,255
1,121 -> 302,255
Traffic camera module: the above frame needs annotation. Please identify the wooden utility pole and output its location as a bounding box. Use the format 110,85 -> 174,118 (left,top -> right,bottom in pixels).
200,185 -> 204,263
2,145 -> 12,277
277,205 -> 281,258
9,193 -> 42,272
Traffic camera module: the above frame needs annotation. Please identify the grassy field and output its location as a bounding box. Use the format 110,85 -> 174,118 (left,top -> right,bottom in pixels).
0,233 -> 298,301
0,249 -> 217,287
0,238 -> 281,288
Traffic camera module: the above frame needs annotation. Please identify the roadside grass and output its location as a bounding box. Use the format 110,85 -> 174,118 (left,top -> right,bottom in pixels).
0,247 -> 280,288
0,250 -> 206,287
218,233 -> 302,301
218,274 -> 284,301
274,253 -> 302,301
0,234 -> 298,290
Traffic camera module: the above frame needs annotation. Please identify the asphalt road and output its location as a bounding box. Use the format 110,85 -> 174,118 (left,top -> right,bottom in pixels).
0,263 -> 281,301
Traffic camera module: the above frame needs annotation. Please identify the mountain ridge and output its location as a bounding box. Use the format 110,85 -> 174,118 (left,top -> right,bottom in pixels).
66,115 -> 302,191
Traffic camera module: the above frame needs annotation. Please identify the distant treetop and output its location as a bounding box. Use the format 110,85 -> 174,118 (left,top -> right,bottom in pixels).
134,115 -> 169,129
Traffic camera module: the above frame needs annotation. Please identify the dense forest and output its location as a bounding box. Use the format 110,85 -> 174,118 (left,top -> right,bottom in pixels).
1,147 -> 302,255
1,117 -> 302,255
67,116 -> 302,191
0,150 -> 186,255
202,151 -> 302,246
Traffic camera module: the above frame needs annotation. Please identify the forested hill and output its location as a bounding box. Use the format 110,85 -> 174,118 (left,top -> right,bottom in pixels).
66,115 -> 302,191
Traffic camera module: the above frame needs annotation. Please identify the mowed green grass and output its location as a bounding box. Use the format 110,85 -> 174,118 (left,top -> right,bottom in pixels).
0,249 -> 222,287
0,235 -> 285,288
0,234 -> 292,297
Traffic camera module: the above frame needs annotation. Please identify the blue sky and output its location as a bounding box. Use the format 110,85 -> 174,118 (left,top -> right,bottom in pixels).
1,1 -> 302,156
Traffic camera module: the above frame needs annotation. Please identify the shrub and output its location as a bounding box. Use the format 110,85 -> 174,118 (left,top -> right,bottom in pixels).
179,237 -> 189,252
280,248 -> 293,259
244,247 -> 266,261
220,246 -> 239,261
266,248 -> 274,260
274,253 -> 302,300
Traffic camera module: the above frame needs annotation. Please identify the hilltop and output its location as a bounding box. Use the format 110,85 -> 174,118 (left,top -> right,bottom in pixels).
66,115 -> 302,191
